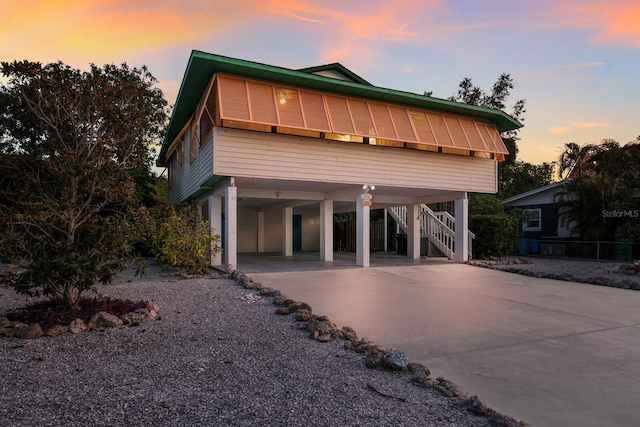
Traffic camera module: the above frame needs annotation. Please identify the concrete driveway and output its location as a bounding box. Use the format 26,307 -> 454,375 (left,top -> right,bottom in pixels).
250,262 -> 640,427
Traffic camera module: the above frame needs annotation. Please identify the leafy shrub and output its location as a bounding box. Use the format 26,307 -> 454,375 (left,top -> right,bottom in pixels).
469,194 -> 504,215
146,203 -> 221,274
469,214 -> 521,259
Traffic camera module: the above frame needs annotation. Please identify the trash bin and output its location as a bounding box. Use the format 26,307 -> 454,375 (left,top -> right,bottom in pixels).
530,239 -> 540,255
615,237 -> 633,262
517,239 -> 529,255
396,233 -> 407,255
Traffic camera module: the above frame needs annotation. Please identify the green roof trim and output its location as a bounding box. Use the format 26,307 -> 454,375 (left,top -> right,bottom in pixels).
158,50 -> 523,165
297,63 -> 373,86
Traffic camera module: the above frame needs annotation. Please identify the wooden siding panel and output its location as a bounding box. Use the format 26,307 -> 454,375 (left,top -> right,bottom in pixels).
213,128 -> 497,193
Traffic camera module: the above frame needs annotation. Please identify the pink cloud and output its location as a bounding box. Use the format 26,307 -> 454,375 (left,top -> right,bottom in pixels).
559,61 -> 607,69
552,1 -> 640,46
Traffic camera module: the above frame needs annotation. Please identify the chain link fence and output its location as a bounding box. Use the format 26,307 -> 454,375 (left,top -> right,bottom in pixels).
516,238 -> 639,262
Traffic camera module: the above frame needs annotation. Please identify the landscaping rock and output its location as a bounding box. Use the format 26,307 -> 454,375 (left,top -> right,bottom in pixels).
69,319 -> 87,334
258,287 -> 277,297
346,338 -> 374,353
287,301 -> 301,312
272,295 -> 288,306
340,326 -> 358,341
488,412 -> 531,427
146,301 -> 161,314
46,324 -> 69,337
364,344 -> 388,369
120,308 -> 152,326
316,334 -> 331,343
274,307 -> 290,315
467,395 -> 493,415
426,377 -> 470,399
88,312 -> 123,329
384,348 -> 410,370
306,315 -> 336,339
13,323 -> 43,339
295,309 -> 312,322
408,362 -> 431,385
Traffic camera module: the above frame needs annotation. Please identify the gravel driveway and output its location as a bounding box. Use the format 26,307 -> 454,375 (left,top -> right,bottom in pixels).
0,262 -> 520,427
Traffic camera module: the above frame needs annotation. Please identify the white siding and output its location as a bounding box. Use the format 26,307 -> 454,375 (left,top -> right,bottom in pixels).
168,128 -> 214,203
213,128 -> 497,193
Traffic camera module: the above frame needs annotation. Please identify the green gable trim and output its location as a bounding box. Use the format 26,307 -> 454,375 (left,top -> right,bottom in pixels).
297,63 -> 373,86
159,50 -> 523,165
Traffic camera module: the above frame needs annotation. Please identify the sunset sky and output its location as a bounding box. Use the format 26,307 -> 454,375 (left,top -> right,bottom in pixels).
1,0 -> 638,165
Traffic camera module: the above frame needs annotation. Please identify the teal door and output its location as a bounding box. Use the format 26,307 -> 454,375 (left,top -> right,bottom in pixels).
293,215 -> 302,252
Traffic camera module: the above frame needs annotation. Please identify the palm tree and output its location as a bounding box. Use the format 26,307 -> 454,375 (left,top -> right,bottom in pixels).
558,142 -> 596,179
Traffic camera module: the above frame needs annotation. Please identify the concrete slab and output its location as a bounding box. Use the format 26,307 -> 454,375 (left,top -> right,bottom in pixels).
251,262 -> 640,427
238,252 -> 449,273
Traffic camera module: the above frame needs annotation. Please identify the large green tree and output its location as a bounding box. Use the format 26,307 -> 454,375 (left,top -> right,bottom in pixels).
445,74 -> 553,199
556,138 -> 640,240
0,60 -> 167,307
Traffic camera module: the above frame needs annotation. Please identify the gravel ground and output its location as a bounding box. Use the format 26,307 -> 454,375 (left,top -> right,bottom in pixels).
0,261 -> 517,427
470,256 -> 640,289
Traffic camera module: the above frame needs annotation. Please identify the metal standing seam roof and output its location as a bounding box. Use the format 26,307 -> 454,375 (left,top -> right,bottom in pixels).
158,50 -> 523,165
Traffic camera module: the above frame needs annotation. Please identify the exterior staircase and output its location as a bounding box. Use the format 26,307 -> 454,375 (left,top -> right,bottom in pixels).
387,205 -> 474,260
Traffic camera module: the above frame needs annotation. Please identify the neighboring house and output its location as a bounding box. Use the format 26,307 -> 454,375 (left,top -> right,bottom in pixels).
502,180 -> 576,255
157,50 -> 522,270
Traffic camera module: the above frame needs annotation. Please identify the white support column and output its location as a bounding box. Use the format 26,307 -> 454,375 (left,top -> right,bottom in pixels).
407,203 -> 420,259
208,195 -> 222,267
225,185 -> 237,270
320,200 -> 333,261
257,211 -> 265,253
356,197 -> 370,267
454,193 -> 469,262
283,207 -> 293,257
384,209 -> 388,252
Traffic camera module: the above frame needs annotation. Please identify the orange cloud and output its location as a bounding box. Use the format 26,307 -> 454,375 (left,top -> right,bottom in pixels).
572,122 -> 613,129
0,1 -> 241,64
553,1 -> 640,46
550,126 -> 571,135
550,122 -> 612,134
